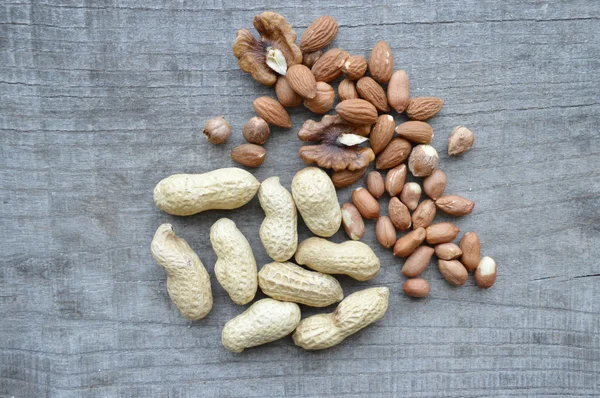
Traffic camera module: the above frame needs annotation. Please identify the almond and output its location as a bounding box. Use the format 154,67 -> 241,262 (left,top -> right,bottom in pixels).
304,82 -> 335,114
395,121 -> 433,144
412,199 -> 436,229
352,187 -> 380,219
356,76 -> 390,112
338,79 -> 359,101
311,48 -> 349,82
387,70 -> 410,113
342,55 -> 368,81
408,144 -> 439,177
300,16 -> 339,53
438,259 -> 468,286
375,138 -> 412,169
393,227 -> 426,257
402,246 -> 434,277
366,171 -> 385,199
368,40 -> 393,83
400,182 -> 422,211
341,202 -> 365,241
302,50 -> 322,68
460,232 -> 481,272
370,114 -> 395,155
475,256 -> 496,289
403,278 -> 430,298
435,195 -> 475,216
286,64 -> 317,99
434,243 -> 462,260
422,169 -> 447,200
375,216 -> 396,249
426,222 -> 460,245
335,99 -> 378,125
230,144 -> 266,167
448,126 -> 475,155
385,164 -> 407,196
331,167 -> 367,188
389,197 -> 411,231
252,96 -> 292,128
275,76 -> 303,107
406,97 -> 444,121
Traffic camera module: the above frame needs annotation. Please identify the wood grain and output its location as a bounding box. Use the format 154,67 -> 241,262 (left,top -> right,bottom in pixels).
1,0 -> 599,396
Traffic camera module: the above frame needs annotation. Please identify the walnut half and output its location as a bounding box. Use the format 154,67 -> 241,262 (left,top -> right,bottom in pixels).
232,12 -> 303,86
298,114 -> 375,171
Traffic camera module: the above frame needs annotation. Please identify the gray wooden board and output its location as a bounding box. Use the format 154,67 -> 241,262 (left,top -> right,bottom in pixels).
1,0 -> 599,396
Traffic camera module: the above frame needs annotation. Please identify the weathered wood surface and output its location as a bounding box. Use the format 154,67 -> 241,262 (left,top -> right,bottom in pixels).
1,1 -> 599,397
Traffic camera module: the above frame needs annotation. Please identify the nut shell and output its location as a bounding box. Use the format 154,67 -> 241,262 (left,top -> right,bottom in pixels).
210,218 -> 257,305
292,167 -> 341,237
151,224 -> 213,320
295,237 -> 381,281
222,298 -> 301,352
258,261 -> 343,307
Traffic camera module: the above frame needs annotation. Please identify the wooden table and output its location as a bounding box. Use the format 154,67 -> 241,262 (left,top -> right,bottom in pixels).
1,1 -> 599,396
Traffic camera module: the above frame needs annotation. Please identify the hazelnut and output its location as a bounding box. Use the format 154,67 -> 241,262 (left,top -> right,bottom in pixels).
242,117 -> 270,145
203,116 -> 231,144
408,145 -> 439,177
302,50 -> 323,68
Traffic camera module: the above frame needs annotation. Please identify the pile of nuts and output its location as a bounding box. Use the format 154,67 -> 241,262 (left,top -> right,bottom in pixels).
151,12 -> 496,353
